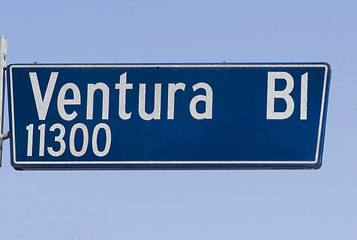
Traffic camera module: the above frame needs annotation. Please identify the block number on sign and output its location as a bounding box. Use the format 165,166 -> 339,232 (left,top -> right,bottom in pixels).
26,123 -> 112,157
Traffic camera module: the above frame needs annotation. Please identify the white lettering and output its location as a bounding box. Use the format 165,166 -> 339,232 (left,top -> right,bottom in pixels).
29,72 -> 58,120
300,72 -> 308,120
86,82 -> 110,120
167,83 -> 186,119
189,82 -> 213,120
115,72 -> 133,120
57,83 -> 81,121
138,83 -> 162,120
30,71 -> 214,122
266,72 -> 294,120
26,124 -> 34,157
69,123 -> 89,157
47,123 -> 66,157
38,124 -> 46,156
92,123 -> 111,157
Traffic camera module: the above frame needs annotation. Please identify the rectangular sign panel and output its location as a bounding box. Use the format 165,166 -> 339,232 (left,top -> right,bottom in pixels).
8,63 -> 331,170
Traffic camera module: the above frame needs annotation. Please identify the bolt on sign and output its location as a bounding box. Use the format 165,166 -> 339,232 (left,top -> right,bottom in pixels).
7,63 -> 331,170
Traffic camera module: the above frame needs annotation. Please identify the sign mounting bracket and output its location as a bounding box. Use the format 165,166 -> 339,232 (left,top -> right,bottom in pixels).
0,35 -> 9,166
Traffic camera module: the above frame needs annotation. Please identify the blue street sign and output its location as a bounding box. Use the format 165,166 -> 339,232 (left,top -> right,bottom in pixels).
7,63 -> 331,170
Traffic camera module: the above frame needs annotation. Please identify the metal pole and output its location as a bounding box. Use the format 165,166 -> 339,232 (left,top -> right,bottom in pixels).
0,35 -> 8,166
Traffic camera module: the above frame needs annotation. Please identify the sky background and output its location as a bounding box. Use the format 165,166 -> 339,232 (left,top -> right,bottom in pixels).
1,0 -> 356,239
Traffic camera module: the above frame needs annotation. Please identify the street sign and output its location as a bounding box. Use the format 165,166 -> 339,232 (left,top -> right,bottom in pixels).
8,63 -> 331,170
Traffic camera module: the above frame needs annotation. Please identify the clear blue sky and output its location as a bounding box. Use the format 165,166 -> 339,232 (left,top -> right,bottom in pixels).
1,0 -> 356,239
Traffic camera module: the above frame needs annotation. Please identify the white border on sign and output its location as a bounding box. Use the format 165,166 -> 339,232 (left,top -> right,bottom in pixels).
9,64 -> 329,166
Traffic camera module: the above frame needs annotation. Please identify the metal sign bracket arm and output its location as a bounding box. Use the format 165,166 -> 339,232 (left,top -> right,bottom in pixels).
0,35 -> 9,167
0,35 -> 9,140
